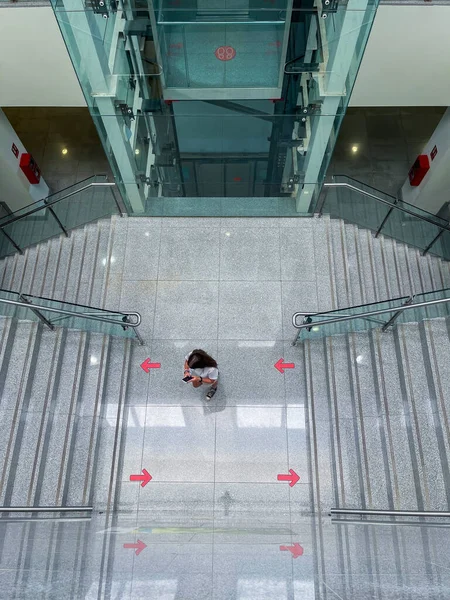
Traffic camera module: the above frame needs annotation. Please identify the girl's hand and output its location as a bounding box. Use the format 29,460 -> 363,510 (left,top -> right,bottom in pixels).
190,376 -> 201,384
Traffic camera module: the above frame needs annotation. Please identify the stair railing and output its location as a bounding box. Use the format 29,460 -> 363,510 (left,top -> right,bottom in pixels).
292,287 -> 450,345
0,175 -> 126,259
317,175 -> 450,261
0,288 -> 144,345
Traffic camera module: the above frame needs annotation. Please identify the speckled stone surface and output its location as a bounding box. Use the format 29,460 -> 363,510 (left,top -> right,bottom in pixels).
1,214 -> 450,598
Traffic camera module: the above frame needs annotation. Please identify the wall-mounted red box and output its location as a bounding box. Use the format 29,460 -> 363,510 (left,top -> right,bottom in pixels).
19,153 -> 41,184
409,154 -> 430,187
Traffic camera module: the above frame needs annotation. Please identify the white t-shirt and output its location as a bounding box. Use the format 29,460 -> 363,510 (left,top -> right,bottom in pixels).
185,352 -> 219,381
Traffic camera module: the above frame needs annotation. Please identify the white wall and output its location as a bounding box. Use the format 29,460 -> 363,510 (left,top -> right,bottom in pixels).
1,5 -> 450,108
350,5 -> 450,107
0,109 -> 50,211
0,7 -> 86,107
400,108 -> 450,214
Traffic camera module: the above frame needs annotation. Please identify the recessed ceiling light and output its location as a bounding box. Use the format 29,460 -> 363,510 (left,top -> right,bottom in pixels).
62,148 -> 68,155
135,148 -> 140,155
351,145 -> 359,153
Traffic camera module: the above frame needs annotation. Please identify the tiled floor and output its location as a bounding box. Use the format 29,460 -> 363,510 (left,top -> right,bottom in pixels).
101,217 -> 315,599
90,215 -> 450,599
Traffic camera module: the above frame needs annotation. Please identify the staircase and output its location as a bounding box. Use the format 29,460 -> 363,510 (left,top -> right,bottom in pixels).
0,216 -> 135,598
295,216 -> 450,599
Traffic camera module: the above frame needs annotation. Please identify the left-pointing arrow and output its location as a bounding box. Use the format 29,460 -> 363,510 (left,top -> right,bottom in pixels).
130,468 -> 152,487
140,358 -> 161,373
123,540 -> 147,556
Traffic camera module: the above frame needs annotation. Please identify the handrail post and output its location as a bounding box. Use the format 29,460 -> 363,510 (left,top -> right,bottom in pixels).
381,296 -> 413,332
0,228 -> 23,254
315,187 -> 328,217
45,201 -> 68,237
374,198 -> 397,238
109,184 -> 128,215
19,295 -> 55,330
422,228 -> 446,256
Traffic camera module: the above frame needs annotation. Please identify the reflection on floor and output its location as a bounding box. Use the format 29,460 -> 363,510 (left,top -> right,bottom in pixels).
327,107 -> 446,197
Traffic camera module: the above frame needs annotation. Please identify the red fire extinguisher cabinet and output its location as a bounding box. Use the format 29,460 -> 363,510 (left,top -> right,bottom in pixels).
19,153 -> 41,185
409,154 -> 430,187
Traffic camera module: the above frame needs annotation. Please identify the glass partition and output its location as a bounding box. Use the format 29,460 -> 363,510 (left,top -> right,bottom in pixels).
322,175 -> 450,261
294,288 -> 450,344
0,181 -> 120,259
0,289 -> 142,343
48,0 -> 379,217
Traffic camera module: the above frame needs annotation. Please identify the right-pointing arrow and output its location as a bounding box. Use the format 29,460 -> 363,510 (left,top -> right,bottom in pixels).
277,469 -> 300,487
130,468 -> 152,487
123,540 -> 147,556
280,543 -> 304,559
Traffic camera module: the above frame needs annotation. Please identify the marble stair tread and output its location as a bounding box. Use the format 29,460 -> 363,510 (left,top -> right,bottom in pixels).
0,322 -> 40,505
343,223 -> 364,305
329,218 -> 351,307
8,328 -> 64,506
395,323 -> 450,511
36,330 -> 89,506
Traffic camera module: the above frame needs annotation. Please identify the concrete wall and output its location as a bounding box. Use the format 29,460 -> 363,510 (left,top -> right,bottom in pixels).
0,7 -> 86,107
350,5 -> 450,107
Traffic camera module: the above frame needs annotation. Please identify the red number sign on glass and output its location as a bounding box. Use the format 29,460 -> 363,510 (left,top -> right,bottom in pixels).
215,46 -> 236,61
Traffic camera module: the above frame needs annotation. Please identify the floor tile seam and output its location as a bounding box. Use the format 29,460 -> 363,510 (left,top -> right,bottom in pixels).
149,224 -> 163,346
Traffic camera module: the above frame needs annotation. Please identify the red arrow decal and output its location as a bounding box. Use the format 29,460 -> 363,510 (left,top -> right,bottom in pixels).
274,358 -> 295,374
123,540 -> 147,556
280,543 -> 304,558
277,469 -> 300,487
140,358 -> 161,373
130,468 -> 152,487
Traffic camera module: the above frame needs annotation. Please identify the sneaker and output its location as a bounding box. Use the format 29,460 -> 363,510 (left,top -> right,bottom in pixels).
206,387 -> 217,401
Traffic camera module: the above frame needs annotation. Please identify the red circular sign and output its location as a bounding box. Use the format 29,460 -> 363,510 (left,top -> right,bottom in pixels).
215,46 -> 236,61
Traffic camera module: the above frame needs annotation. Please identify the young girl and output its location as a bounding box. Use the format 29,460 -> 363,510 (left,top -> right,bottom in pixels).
184,349 -> 219,401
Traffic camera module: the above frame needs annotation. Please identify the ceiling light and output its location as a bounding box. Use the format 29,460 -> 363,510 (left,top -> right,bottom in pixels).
351,145 -> 359,153
62,148 -> 68,155
135,148 -> 140,155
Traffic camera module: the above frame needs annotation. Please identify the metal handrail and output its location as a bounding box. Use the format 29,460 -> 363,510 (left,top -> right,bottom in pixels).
0,181 -> 117,228
330,508 -> 450,517
0,506 -> 92,512
0,297 -> 141,327
323,180 -> 450,235
293,296 -> 450,331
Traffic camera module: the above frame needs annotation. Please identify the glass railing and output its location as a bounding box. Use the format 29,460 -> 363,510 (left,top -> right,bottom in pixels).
0,176 -> 123,259
293,287 -> 450,344
321,175 -> 450,261
0,289 -> 143,344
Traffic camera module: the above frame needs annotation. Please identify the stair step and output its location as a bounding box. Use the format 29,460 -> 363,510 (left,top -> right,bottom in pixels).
395,323 -> 449,510
379,236 -> 403,297
329,219 -> 351,306
0,322 -> 40,505
343,224 -> 364,305
41,237 -> 63,298
65,333 -> 111,506
8,327 -> 64,506
35,330 -> 89,506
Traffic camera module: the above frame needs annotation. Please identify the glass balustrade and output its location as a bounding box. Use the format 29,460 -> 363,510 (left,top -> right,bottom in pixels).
0,178 -> 120,259
0,289 -> 143,343
294,287 -> 450,344
322,175 -> 450,261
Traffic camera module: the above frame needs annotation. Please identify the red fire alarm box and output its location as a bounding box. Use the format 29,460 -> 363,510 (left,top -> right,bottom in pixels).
409,154 -> 430,187
19,153 -> 41,184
